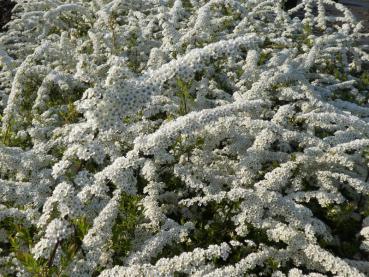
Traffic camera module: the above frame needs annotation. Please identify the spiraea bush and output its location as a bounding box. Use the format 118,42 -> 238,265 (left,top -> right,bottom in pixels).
0,0 -> 369,276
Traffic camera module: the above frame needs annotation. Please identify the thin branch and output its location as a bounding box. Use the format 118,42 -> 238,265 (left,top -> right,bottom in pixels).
48,240 -> 60,268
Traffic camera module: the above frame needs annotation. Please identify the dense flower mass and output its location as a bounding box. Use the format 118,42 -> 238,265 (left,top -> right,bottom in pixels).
0,0 -> 369,276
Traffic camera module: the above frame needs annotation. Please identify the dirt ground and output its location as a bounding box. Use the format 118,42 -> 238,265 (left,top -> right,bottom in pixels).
329,0 -> 369,44
0,0 -> 15,31
354,8 -> 369,45
350,6 -> 369,33
341,0 -> 369,34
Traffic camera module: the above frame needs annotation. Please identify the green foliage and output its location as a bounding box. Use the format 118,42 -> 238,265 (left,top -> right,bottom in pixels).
320,54 -> 348,82
262,37 -> 273,48
12,251 -> 49,277
211,59 -> 234,94
248,256 -> 282,276
176,78 -> 195,115
123,110 -> 143,124
59,217 -> 92,272
1,215 -> 93,276
220,4 -> 234,17
362,203 -> 369,217
173,272 -> 188,277
190,211 -> 235,248
334,68 -> 348,81
48,145 -> 67,159
290,153 -> 297,161
262,37 -> 287,50
258,51 -> 271,66
47,12 -> 92,37
0,116 -> 32,149
217,3 -> 240,31
156,200 -> 241,263
111,192 -> 142,265
331,88 -> 363,105
270,81 -> 294,91
303,23 -> 312,36
181,0 -> 193,9
2,218 -> 51,276
226,244 -> 255,265
356,70 -> 369,93
122,115 -> 133,124
0,76 -> 43,148
57,102 -> 81,124
171,134 -> 205,160
360,71 -> 369,86
306,200 -> 363,259
19,78 -> 42,125
259,160 -> 280,178
314,126 -> 335,139
302,23 -> 314,48
108,14 -> 118,54
265,257 -> 280,273
44,85 -> 84,125
72,216 -> 91,240
325,202 -> 362,258
159,168 -> 186,192
326,202 -> 356,223
157,198 -> 286,268
236,66 -> 244,78
127,32 -> 141,73
62,156 -> 100,181
287,116 -> 306,132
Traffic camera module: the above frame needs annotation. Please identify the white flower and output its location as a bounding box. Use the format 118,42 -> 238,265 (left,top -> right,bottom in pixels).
32,219 -> 72,260
1,0 -> 369,275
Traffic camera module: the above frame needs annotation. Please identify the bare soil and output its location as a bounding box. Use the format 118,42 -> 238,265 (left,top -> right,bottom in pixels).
0,0 -> 15,31
350,6 -> 369,33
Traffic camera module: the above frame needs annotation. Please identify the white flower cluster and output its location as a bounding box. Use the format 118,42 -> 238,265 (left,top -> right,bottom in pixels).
31,218 -> 72,260
0,0 -> 369,276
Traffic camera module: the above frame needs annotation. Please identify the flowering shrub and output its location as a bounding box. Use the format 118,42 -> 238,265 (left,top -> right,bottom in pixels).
0,0 -> 369,276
